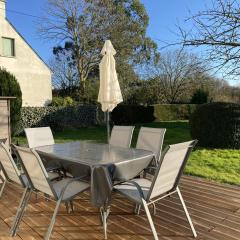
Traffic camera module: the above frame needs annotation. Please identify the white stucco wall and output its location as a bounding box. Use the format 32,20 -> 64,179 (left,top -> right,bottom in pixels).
0,0 -> 52,106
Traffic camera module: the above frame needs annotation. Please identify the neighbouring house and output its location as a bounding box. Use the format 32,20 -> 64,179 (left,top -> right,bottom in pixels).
0,0 -> 52,106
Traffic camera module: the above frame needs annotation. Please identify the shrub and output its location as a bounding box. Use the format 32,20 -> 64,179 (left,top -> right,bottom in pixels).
0,68 -> 22,135
191,89 -> 209,104
51,97 -> 64,107
63,96 -> 74,106
111,105 -> 155,124
190,102 -> 240,149
16,105 -> 100,134
51,96 -> 75,107
154,104 -> 198,121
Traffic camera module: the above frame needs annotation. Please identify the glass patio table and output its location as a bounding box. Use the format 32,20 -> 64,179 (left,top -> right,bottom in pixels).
35,141 -> 154,207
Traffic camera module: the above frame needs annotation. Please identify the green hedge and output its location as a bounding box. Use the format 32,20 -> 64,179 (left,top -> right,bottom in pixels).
0,68 -> 22,135
153,104 -> 198,121
112,105 -> 155,124
190,102 -> 240,149
16,105 -> 100,135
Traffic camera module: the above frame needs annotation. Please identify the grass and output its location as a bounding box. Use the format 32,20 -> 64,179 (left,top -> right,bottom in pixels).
186,149 -> 240,185
13,121 -> 240,185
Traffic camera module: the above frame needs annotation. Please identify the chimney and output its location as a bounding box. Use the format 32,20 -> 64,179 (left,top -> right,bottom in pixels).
0,0 -> 6,19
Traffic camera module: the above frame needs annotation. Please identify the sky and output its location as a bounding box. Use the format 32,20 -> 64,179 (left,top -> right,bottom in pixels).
6,0 -> 236,84
3,0 -> 207,63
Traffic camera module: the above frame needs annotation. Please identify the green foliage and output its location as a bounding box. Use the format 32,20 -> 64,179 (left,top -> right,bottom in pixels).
51,96 -> 75,107
191,89 -> 209,104
63,96 -> 74,106
154,104 -> 198,121
51,97 -> 64,107
0,68 -> 22,135
47,0 -> 158,101
111,105 -> 155,124
190,102 -> 240,149
16,105 -> 99,134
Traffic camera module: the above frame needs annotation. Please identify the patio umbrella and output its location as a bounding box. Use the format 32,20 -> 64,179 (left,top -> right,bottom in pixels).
98,40 -> 123,142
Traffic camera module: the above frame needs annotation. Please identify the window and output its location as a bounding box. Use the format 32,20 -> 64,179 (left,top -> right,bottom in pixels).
2,37 -> 15,57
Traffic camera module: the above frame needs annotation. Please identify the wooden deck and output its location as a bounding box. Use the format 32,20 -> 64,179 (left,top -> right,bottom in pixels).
0,176 -> 240,240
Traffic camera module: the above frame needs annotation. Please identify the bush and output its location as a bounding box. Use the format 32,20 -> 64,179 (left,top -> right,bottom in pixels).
190,102 -> 240,149
16,105 -> 100,134
111,105 -> 155,124
154,104 -> 198,121
51,97 -> 64,107
51,96 -> 75,107
191,89 -> 209,104
0,68 -> 22,135
63,96 -> 74,106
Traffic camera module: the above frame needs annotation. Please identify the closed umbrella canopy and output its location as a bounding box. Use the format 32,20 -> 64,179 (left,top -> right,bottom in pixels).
98,40 -> 123,112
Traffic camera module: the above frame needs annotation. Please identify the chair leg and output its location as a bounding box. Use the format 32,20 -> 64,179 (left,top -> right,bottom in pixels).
100,207 -> 110,240
134,203 -> 141,214
65,202 -> 70,213
142,199 -> 159,240
44,198 -> 62,240
0,180 -> 6,198
152,203 -> 157,215
176,187 -> 197,238
69,200 -> 74,213
10,188 -> 32,236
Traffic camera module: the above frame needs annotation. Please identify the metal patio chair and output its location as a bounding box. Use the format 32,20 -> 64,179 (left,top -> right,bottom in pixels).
12,145 -> 90,240
109,125 -> 135,148
113,140 -> 198,240
0,142 -> 63,236
24,126 -> 62,173
0,142 -> 34,238
0,142 -> 29,198
24,127 -> 55,148
136,127 -> 166,165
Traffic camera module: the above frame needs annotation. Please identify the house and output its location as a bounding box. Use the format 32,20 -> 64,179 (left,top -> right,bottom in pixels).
0,0 -> 52,106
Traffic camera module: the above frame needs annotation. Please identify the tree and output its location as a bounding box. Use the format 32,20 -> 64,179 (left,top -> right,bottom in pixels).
191,89 -> 209,104
50,43 -> 78,96
152,49 -> 205,103
179,0 -> 240,77
0,68 -> 22,135
40,0 -> 158,101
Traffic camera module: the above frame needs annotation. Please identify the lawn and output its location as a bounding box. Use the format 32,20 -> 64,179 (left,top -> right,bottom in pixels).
13,121 -> 240,185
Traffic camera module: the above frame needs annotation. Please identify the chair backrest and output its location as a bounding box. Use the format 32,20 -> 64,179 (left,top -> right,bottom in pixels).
24,127 -> 55,148
0,142 -> 22,185
109,125 -> 135,148
136,127 -> 166,163
147,140 -> 197,201
14,145 -> 55,197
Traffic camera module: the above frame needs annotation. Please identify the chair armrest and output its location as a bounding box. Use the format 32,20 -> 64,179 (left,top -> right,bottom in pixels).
118,180 -> 145,199
59,175 -> 89,198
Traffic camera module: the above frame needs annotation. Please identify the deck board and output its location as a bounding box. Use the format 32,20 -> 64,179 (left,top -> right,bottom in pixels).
0,176 -> 239,240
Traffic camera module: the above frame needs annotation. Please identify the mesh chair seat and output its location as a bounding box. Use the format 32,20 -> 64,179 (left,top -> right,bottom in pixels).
52,178 -> 89,201
136,127 -> 166,164
24,127 -> 55,148
114,178 -> 151,203
110,126 -> 135,148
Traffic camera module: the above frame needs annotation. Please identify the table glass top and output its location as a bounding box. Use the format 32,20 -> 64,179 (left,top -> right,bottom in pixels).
35,141 -> 154,166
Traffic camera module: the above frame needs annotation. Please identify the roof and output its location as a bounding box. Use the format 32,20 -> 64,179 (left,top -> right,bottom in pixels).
5,18 -> 51,71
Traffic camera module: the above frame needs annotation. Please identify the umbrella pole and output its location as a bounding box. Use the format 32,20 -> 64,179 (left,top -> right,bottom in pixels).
106,110 -> 110,143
